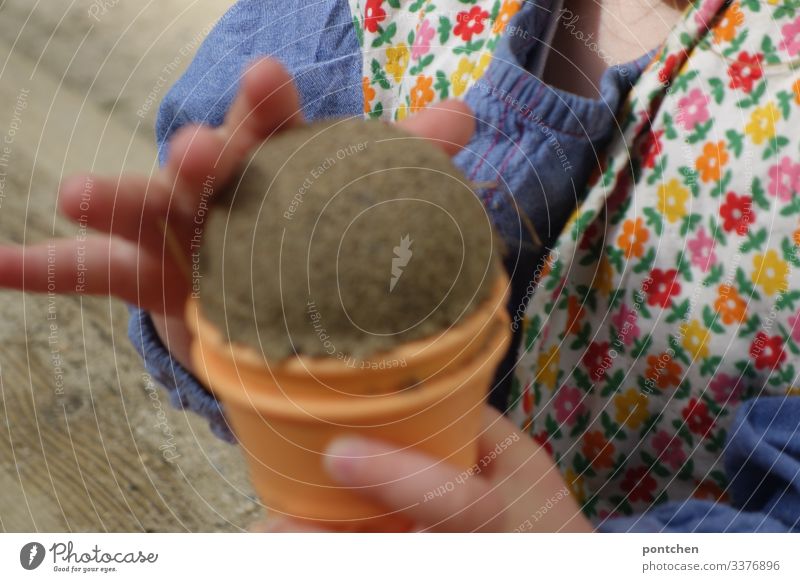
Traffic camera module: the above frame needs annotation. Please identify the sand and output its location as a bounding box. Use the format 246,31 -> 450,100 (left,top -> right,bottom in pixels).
199,119 -> 500,360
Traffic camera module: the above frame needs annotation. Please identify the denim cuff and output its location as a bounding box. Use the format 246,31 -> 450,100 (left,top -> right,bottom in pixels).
127,306 -> 236,444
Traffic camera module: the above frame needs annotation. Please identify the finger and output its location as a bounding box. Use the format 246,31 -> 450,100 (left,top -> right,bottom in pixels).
324,437 -> 504,532
396,99 -> 475,156
210,57 -> 304,182
0,237 -> 187,313
58,174 -> 172,250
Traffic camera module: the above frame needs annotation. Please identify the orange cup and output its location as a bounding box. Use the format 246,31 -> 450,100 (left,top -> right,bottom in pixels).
186,273 -> 511,531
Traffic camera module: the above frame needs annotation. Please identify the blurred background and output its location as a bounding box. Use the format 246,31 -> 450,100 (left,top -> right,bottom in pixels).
0,0 -> 261,531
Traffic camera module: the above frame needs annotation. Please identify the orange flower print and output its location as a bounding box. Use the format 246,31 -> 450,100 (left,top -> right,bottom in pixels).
713,2 -> 743,44
362,76 -> 376,115
617,217 -> 649,258
492,0 -> 522,34
695,141 -> 729,183
692,480 -> 730,503
409,75 -> 434,113
565,295 -> 586,335
794,78 -> 800,105
645,352 -> 682,390
582,431 -> 615,470
793,224 -> 800,247
714,284 -> 747,324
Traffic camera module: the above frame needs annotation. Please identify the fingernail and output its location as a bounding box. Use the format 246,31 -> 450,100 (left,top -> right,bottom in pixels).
324,437 -> 371,482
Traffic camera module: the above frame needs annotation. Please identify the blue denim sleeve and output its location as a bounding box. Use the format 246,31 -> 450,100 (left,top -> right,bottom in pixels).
128,0 -> 361,443
598,397 -> 800,532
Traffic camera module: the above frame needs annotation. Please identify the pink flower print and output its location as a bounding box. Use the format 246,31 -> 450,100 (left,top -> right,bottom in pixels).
652,430 -> 686,471
768,157 -> 800,202
611,304 -> 640,346
694,0 -> 720,29
411,19 -> 434,60
553,386 -> 585,426
687,226 -> 717,272
788,310 -> 800,343
780,16 -> 800,56
709,373 -> 742,406
677,88 -> 710,131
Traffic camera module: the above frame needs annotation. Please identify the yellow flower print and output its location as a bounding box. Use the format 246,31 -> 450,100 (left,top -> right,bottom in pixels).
385,43 -> 410,83
471,51 -> 492,81
564,468 -> 586,504
493,0 -> 522,34
592,255 -> 614,295
535,345 -> 560,390
745,102 -> 780,145
680,319 -> 711,360
614,388 -> 650,430
451,57 -> 475,97
752,249 -> 790,296
396,103 -> 408,122
657,179 -> 690,223
362,76 -> 376,115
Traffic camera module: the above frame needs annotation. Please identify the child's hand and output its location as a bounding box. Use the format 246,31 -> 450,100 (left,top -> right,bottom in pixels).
258,407 -> 595,533
0,58 -> 475,371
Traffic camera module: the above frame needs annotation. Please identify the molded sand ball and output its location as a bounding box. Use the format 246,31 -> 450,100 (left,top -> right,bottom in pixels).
198,119 -> 500,360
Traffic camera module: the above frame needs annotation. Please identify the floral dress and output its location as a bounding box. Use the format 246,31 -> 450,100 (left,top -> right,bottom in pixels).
509,0 -> 800,522
350,0 -> 523,120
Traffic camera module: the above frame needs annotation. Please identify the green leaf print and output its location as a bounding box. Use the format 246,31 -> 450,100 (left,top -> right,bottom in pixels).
686,119 -> 713,145
601,411 -> 626,441
725,129 -> 744,158
722,28 -> 749,58
434,70 -> 450,99
454,39 -> 486,55
708,78 -> 725,105
676,250 -> 693,282
633,247 -> 657,274
783,237 -> 800,268
353,15 -> 364,47
736,79 -> 767,109
600,370 -> 625,397
677,458 -> 694,480
751,176 -> 770,210
545,415 -> 563,439
703,263 -> 724,286
409,54 -> 434,76
631,334 -> 653,360
708,216 -> 727,246
438,16 -> 451,44
371,22 -> 397,48
409,0 -> 427,11
702,305 -> 725,334
371,59 -> 391,89
641,452 -> 671,478
762,136 -> 790,161
680,213 -> 702,236
646,156 -> 666,185
740,227 -> 767,254
569,414 -> 592,440
677,166 -> 700,197
736,267 -> 761,300
643,207 -> 664,236
663,112 -> 678,140
779,196 -> 800,216
738,314 -> 761,338
387,0 -> 401,7
775,289 -> 800,311
667,299 -> 692,324
368,102 -> 384,119
777,90 -> 794,119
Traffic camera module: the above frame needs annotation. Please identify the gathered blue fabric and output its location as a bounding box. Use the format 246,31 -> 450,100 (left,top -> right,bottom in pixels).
127,0 -> 800,531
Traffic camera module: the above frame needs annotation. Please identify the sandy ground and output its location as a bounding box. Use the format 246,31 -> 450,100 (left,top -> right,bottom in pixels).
0,0 -> 262,531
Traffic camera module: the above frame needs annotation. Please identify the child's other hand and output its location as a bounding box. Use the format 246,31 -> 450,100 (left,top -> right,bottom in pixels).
257,407 -> 594,533
0,58 -> 475,370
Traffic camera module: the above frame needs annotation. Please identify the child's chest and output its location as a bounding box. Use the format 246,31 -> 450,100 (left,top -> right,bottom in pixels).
350,0 -> 523,120
510,0 -> 800,520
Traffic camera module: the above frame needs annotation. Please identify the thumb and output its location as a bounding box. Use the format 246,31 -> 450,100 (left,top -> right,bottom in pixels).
324,436 -> 504,532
